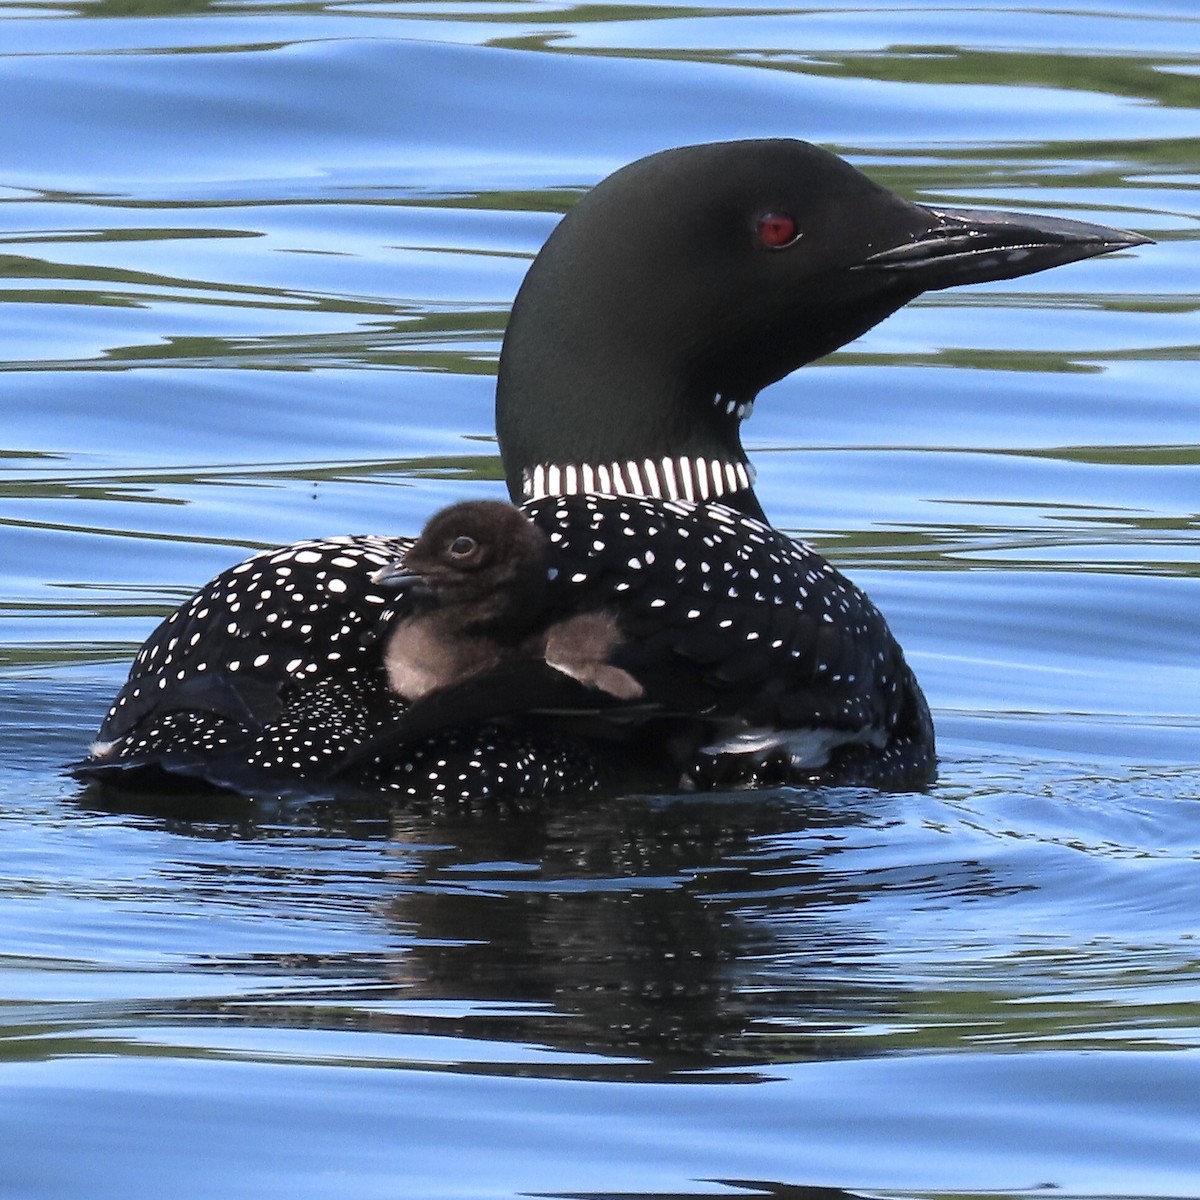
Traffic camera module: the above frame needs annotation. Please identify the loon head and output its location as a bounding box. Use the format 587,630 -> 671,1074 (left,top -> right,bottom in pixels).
373,500 -> 551,629
496,138 -> 1150,517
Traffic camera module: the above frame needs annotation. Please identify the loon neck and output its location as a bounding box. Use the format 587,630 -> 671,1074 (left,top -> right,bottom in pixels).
507,373 -> 765,516
497,320 -> 768,517
519,452 -> 762,517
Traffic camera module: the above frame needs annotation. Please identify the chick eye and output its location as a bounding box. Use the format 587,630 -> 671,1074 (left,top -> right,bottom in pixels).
448,535 -> 477,557
756,212 -> 800,249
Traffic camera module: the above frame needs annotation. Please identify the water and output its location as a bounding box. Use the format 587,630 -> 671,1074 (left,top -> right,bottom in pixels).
2,2 -> 1199,1197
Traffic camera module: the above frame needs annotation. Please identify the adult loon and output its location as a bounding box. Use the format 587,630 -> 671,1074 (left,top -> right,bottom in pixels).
74,140 -> 1149,801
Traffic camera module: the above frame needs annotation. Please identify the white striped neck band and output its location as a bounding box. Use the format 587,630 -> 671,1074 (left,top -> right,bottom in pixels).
521,456 -> 756,504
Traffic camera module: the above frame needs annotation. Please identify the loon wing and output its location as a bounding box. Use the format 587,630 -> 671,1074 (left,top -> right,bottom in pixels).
77,534 -> 415,779
524,493 -> 935,787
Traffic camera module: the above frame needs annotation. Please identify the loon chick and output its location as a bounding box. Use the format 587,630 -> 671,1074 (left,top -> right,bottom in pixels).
74,139 -> 1150,800
373,499 -> 642,706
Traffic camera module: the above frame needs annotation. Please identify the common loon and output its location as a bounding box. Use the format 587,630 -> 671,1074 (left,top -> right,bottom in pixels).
74,139 -> 1149,801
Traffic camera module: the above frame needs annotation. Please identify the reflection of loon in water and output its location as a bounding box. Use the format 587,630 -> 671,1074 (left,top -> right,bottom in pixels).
375,788 -> 958,1068
74,139 -> 1150,801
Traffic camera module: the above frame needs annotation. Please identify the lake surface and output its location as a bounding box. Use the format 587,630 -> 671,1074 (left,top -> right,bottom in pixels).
2,2 -> 1198,1197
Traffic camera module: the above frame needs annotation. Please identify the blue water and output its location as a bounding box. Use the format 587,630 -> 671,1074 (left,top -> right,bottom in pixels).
2,2 -> 1199,1197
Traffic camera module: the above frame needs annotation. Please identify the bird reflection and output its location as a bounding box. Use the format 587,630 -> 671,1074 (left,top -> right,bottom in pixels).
77,781 -> 1010,1077
369,788 -> 1003,1074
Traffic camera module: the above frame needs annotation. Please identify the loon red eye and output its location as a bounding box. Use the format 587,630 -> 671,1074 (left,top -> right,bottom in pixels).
756,212 -> 799,249
448,535 -> 477,557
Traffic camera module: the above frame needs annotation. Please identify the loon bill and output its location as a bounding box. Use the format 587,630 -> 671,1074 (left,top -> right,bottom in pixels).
74,139 -> 1150,801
